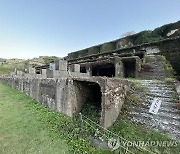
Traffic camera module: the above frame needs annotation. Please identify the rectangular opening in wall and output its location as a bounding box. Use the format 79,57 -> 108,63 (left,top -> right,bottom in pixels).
80,66 -> 87,73
73,81 -> 102,123
122,59 -> 136,78
135,52 -> 145,59
92,63 -> 115,77
36,69 -> 42,74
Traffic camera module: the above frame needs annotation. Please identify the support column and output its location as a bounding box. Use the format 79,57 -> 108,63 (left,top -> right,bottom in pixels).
86,65 -> 92,76
114,57 -> 124,78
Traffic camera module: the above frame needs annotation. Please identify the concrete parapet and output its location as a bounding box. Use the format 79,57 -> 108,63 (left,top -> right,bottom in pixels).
46,69 -> 89,79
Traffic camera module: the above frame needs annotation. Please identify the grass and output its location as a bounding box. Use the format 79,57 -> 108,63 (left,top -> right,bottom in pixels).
0,82 -> 108,154
109,115 -> 180,154
0,82 -> 179,154
164,77 -> 175,84
160,55 -> 174,78
126,93 -> 144,104
130,79 -> 147,91
0,67 -> 14,74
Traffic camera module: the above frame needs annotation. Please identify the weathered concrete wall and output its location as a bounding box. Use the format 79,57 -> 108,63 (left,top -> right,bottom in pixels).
159,38 -> 180,77
102,79 -> 130,127
29,67 -> 36,74
0,76 -> 73,117
0,76 -> 131,128
140,38 -> 180,78
68,77 -> 131,128
55,60 -> 68,71
69,64 -> 80,72
46,70 -> 89,78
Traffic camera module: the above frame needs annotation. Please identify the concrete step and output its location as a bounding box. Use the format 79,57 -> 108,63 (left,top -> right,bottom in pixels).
129,106 -> 179,121
126,78 -> 180,141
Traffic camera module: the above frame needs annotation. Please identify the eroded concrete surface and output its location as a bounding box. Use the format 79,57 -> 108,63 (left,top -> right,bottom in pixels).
0,76 -> 131,128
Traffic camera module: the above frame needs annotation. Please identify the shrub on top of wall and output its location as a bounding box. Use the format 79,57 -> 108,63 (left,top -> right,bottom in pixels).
100,42 -> 116,53
88,46 -> 100,55
68,52 -> 79,60
77,49 -> 88,58
116,38 -> 134,49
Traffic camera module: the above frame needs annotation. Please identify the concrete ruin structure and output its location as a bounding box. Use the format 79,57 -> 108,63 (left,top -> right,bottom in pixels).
0,58 -> 131,128
0,36 -> 179,128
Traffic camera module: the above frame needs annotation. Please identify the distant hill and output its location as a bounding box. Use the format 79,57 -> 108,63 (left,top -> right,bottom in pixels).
0,56 -> 59,74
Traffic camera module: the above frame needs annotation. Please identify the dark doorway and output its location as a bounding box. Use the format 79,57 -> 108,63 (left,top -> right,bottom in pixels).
80,66 -> 87,73
123,59 -> 136,78
74,81 -> 102,123
135,52 -> 144,60
92,63 -> 115,77
35,69 -> 41,74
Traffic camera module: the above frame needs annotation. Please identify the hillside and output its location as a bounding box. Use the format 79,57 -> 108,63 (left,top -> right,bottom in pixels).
0,56 -> 58,74
124,20 -> 180,45
68,20 -> 180,58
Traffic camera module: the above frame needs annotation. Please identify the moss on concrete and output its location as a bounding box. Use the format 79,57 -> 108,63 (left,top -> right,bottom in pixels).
88,46 -> 100,55
159,39 -> 180,77
78,49 -> 88,58
160,55 -> 174,78
100,42 -> 116,53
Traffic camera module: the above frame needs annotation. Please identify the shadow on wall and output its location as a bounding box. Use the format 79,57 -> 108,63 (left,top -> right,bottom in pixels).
73,81 -> 102,123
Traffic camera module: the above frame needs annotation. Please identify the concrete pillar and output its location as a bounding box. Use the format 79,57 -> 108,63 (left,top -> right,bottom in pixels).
115,57 -> 124,78
86,65 -> 92,76
49,63 -> 56,70
41,69 -> 47,78
135,56 -> 141,78
55,60 -> 68,71
69,64 -> 80,72
29,67 -> 36,75
47,70 -> 53,78
17,71 -> 24,77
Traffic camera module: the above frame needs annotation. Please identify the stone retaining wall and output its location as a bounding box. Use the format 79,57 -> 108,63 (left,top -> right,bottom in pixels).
0,76 -> 131,128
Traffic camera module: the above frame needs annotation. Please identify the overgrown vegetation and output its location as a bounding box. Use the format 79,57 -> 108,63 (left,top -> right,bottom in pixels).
0,82 -> 108,154
109,115 -> 180,154
164,78 -> 175,84
160,55 -> 174,78
0,56 -> 58,75
0,82 -> 179,153
0,67 -> 14,74
68,20 -> 180,59
126,20 -> 180,45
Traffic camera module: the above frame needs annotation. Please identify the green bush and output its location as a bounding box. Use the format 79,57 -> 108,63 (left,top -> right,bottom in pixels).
88,46 -> 100,55
100,42 -> 116,53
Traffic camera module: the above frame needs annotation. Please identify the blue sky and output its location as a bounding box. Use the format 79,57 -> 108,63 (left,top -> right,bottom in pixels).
0,0 -> 180,59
